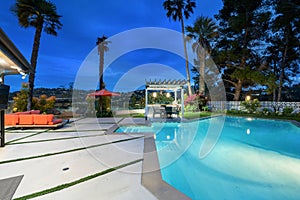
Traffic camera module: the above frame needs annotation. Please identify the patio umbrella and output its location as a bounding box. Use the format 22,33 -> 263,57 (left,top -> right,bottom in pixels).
87,89 -> 121,97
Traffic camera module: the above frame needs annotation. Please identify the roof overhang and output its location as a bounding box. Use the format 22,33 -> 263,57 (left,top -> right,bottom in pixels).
0,28 -> 31,79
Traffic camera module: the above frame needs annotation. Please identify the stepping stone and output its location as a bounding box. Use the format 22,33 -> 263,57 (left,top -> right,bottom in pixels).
0,175 -> 23,200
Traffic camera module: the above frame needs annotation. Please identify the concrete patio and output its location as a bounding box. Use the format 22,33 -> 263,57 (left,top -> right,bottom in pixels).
0,118 -> 159,200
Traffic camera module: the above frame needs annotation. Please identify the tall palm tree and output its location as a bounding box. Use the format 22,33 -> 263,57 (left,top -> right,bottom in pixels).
96,35 -> 109,90
163,0 -> 196,96
186,16 -> 218,95
11,0 -> 62,110
96,35 -> 110,113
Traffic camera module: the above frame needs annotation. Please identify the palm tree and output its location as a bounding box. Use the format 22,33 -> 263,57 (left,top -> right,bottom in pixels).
163,0 -> 196,96
96,35 -> 109,90
186,16 -> 218,95
96,35 -> 110,113
11,0 -> 62,111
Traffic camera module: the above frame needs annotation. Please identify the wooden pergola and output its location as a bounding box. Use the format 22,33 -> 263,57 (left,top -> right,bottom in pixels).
145,79 -> 187,120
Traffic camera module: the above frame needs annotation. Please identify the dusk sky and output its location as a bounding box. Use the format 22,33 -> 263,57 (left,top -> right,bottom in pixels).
1,0 -> 223,92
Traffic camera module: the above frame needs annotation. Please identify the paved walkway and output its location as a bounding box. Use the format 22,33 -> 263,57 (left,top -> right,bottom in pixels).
0,118 -> 157,200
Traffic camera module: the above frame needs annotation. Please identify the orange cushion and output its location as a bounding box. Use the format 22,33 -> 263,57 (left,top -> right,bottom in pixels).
19,114 -> 34,125
46,114 -> 54,124
5,114 -> 19,125
15,111 -> 31,115
33,115 -> 48,125
30,110 -> 41,114
48,119 -> 63,125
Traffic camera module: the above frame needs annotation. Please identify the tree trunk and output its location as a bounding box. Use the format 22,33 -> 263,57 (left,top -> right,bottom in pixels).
180,18 -> 192,96
98,47 -> 105,113
233,80 -> 243,101
99,48 -> 104,90
272,88 -> 276,101
272,60 -> 277,101
27,20 -> 43,111
277,67 -> 284,102
277,34 -> 289,102
198,45 -> 205,95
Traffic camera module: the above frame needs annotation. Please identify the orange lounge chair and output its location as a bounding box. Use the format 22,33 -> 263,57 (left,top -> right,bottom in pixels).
5,114 -> 19,125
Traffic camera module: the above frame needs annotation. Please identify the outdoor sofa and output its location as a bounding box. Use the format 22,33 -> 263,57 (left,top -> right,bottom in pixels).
5,110 -> 63,127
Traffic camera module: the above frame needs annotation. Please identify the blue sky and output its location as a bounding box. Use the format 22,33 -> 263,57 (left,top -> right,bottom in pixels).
0,0 -> 223,91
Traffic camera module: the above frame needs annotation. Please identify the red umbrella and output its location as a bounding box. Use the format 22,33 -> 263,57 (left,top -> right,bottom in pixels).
87,89 -> 121,97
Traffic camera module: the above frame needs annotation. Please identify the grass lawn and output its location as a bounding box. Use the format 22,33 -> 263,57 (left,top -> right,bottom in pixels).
115,111 -> 214,119
226,112 -> 300,122
183,111 -> 300,122
114,113 -> 145,118
114,110 -> 300,123
183,111 -> 214,119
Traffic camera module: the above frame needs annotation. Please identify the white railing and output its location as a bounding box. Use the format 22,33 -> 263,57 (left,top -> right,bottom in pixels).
208,101 -> 300,111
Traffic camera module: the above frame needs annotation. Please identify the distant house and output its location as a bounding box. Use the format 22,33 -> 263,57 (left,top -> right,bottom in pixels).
0,28 -> 31,147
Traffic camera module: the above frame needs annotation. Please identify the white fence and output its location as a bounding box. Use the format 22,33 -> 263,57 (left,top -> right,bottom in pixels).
208,101 -> 300,112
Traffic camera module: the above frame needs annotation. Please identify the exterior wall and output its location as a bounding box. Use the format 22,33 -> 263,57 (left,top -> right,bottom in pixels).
208,101 -> 300,112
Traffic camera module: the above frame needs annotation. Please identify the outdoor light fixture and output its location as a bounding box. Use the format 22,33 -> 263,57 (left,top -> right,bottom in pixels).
166,92 -> 171,98
10,65 -> 22,72
21,74 -> 27,79
0,58 -> 7,65
246,95 -> 251,101
153,92 -> 157,98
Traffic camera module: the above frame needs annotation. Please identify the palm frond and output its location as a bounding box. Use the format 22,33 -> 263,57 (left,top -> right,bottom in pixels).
163,0 -> 196,22
11,0 -> 62,36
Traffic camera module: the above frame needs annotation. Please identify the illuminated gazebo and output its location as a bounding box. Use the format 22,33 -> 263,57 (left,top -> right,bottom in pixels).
0,28 -> 31,147
145,79 -> 187,120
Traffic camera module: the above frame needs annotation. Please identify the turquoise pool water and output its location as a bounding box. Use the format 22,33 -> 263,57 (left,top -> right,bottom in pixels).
116,117 -> 300,200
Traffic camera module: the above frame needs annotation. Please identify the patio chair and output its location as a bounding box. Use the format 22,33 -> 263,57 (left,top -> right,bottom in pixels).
152,105 -> 164,118
165,106 -> 180,118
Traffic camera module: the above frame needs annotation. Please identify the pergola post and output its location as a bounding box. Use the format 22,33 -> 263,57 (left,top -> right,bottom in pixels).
145,87 -> 148,120
174,89 -> 178,103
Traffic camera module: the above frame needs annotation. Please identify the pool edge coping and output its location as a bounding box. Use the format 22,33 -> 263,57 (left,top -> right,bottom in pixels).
105,119 -> 191,200
141,137 -> 191,200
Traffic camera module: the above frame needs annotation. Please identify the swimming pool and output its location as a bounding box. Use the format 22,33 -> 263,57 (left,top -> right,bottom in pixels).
116,116 -> 300,199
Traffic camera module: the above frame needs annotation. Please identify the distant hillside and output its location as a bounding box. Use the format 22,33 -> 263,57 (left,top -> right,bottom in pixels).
9,87 -> 74,99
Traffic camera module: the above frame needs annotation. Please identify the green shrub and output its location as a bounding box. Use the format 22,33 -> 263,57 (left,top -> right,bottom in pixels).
283,107 -> 293,115
12,84 -> 56,113
241,99 -> 261,114
96,110 -> 113,117
227,109 -> 245,114
185,104 -> 197,112
261,108 -> 271,115
33,95 -> 56,113
12,84 -> 28,112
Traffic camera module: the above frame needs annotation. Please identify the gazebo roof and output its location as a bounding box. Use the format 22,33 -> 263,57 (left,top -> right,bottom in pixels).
145,79 -> 187,90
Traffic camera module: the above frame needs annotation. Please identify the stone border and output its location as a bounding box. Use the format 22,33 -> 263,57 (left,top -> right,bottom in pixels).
142,137 -> 190,200
291,120 -> 300,128
106,118 -> 190,200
